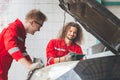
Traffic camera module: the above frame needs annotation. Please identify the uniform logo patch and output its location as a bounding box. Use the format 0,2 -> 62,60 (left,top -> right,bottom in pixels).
54,47 -> 66,52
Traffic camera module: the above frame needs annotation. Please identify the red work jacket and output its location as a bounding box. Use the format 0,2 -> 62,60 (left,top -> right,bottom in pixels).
46,39 -> 83,66
0,19 -> 31,80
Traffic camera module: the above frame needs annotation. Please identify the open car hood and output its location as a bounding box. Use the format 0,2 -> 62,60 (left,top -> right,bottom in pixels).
59,0 -> 120,55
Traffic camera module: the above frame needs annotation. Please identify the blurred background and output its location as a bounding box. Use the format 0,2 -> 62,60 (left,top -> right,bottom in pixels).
0,0 -> 120,80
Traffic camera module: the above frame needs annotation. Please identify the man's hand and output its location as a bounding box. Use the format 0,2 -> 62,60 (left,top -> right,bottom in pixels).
65,52 -> 77,61
65,52 -> 84,61
29,62 -> 44,72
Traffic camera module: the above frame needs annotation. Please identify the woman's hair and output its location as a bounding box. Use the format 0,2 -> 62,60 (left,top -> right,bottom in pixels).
25,9 -> 47,21
57,22 -> 83,44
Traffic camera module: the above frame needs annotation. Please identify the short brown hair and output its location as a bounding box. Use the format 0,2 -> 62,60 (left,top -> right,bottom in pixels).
25,9 -> 47,21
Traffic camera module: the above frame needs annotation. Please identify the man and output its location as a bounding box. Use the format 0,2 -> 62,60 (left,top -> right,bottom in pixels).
0,9 -> 47,80
46,22 -> 84,66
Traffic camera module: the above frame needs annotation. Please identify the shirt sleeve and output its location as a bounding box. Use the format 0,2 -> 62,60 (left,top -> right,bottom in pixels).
4,27 -> 28,61
75,46 -> 83,54
46,39 -> 56,65
75,45 -> 84,60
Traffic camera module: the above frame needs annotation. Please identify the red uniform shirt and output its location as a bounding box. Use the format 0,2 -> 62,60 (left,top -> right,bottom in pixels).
46,39 -> 83,65
0,19 -> 31,80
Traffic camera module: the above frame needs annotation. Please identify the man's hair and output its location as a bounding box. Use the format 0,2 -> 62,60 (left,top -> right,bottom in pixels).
57,22 -> 83,44
25,9 -> 47,21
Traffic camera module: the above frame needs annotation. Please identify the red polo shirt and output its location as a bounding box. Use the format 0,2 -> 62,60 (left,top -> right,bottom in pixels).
46,39 -> 83,65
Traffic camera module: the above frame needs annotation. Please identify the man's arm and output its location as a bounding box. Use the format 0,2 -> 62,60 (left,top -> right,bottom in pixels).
18,57 -> 32,70
18,57 -> 44,71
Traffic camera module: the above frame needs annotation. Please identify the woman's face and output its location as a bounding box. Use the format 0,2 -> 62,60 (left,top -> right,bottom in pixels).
65,26 -> 77,41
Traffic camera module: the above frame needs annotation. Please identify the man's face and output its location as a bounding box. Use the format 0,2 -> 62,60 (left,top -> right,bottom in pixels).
29,20 -> 44,35
65,26 -> 77,41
